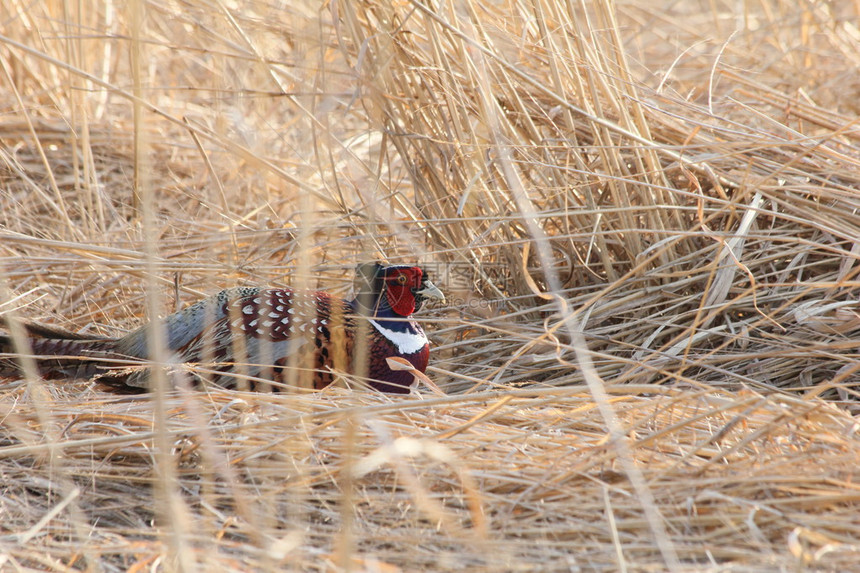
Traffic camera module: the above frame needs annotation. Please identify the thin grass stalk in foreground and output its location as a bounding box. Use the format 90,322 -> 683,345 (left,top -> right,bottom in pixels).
131,0 -> 197,567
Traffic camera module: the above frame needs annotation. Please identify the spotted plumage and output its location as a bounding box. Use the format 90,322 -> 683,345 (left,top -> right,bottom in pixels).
0,263 -> 444,393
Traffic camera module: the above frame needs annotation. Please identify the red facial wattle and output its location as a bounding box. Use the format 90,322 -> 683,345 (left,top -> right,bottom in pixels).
385,267 -> 423,316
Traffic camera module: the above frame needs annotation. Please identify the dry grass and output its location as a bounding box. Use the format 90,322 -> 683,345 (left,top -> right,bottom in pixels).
1,0 -> 860,570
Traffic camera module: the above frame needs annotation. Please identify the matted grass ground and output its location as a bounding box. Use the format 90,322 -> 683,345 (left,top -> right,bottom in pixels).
1,0 -> 860,570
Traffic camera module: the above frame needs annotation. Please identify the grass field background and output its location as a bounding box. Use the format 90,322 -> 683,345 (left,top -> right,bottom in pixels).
2,1 -> 860,570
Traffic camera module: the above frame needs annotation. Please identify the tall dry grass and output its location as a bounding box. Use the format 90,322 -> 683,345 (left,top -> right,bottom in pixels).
2,0 -> 860,571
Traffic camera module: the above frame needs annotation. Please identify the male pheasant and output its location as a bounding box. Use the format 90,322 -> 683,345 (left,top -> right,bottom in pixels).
0,263 -> 444,393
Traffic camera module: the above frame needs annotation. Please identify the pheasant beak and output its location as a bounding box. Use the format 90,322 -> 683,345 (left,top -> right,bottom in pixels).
415,279 -> 446,305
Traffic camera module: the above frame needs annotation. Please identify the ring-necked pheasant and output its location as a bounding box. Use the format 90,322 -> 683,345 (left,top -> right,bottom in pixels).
0,263 -> 444,393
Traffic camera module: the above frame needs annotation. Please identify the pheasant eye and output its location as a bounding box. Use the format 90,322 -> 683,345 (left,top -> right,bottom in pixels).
395,274 -> 408,285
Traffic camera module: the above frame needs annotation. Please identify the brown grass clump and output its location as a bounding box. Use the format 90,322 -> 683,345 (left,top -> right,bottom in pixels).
2,0 -> 860,570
